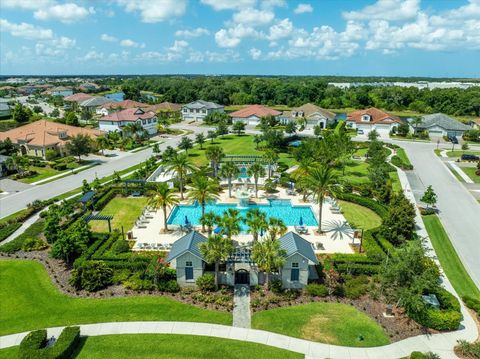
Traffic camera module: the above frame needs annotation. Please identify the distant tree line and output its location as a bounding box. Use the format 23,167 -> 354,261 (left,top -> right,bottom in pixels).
115,76 -> 480,117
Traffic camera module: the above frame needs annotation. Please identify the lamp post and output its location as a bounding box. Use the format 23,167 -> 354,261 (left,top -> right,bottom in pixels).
359,228 -> 364,254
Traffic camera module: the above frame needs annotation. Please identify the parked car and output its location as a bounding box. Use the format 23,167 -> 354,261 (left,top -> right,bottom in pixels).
357,130 -> 364,135
461,154 -> 479,161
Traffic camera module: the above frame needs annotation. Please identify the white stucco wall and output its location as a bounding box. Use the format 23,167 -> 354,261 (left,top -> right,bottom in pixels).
281,253 -> 310,289
173,252 -> 204,288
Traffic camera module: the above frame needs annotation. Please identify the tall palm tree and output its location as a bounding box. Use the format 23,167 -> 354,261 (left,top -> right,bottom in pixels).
247,162 -> 266,198
164,153 -> 197,200
200,211 -> 220,236
244,208 -> 268,242
219,161 -> 240,198
267,217 -> 287,240
205,146 -> 225,177
292,158 -> 316,201
124,122 -> 143,142
147,182 -> 179,232
262,149 -> 279,178
187,175 -> 221,232
304,165 -> 337,233
200,234 -> 234,290
251,237 -> 286,290
96,136 -> 110,156
218,208 -> 241,239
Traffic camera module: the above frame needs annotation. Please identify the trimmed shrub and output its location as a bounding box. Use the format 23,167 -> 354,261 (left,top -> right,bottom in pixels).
18,329 -> 48,359
391,155 -> 414,170
196,273 -> 216,292
305,283 -> 328,297
334,192 -> 388,220
21,238 -> 48,252
463,295 -> 480,315
111,239 -> 130,254
158,279 -> 180,293
50,326 -> 80,359
344,276 -> 369,299
0,222 -> 21,241
69,260 -> 113,291
409,352 -> 426,359
268,279 -> 283,294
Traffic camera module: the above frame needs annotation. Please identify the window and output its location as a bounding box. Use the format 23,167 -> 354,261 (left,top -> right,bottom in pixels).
291,268 -> 299,281
292,262 -> 299,268
185,267 -> 193,280
185,261 -> 192,267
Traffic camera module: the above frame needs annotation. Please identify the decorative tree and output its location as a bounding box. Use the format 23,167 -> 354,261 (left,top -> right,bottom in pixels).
187,175 -> 221,232
232,121 -> 246,135
219,161 -> 240,198
267,217 -> 287,240
96,136 -> 110,156
382,192 -> 417,245
262,149 -> 279,178
218,208 -> 241,239
164,153 -> 197,199
200,234 -> 234,290
178,136 -> 193,154
244,208 -> 268,242
205,145 -> 225,177
285,121 -> 297,136
195,133 -> 205,149
200,212 -> 220,236
65,134 -> 93,161
420,185 -> 437,209
368,129 -> 380,141
207,130 -> 217,144
251,237 -> 286,290
247,162 -> 266,198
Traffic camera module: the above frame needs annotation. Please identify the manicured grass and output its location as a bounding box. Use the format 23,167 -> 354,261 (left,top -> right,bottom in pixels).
71,334 -> 302,358
340,160 -> 369,185
16,161 -> 94,184
0,346 -> 17,359
461,167 -> 480,184
188,135 -> 296,167
395,148 -> 412,167
389,171 -> 402,192
422,214 -> 480,300
338,200 -> 382,230
89,196 -> 149,232
446,150 -> 480,158
353,148 -> 368,157
0,260 -> 231,335
252,302 -> 390,347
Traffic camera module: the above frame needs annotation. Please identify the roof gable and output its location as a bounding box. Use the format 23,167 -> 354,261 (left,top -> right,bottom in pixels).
166,231 -> 207,262
279,232 -> 318,264
229,104 -> 281,118
420,113 -> 471,131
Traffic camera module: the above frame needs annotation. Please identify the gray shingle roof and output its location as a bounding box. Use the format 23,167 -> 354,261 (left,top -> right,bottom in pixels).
166,231 -> 207,262
80,96 -> 110,107
279,232 -> 319,264
183,100 -> 223,110
420,113 -> 471,131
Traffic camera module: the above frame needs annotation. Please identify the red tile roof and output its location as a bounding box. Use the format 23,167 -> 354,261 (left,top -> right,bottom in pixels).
143,102 -> 182,112
64,93 -> 94,103
347,107 -> 401,125
98,100 -> 148,110
229,104 -> 281,118
99,108 -> 156,122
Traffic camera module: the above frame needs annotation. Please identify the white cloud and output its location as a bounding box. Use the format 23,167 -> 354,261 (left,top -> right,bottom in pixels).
34,3 -> 95,23
232,8 -> 275,26
120,39 -> 145,48
268,18 -> 293,41
215,24 -> 261,48
169,40 -> 189,52
0,19 -> 53,40
249,48 -> 262,59
101,34 -> 118,42
294,3 -> 313,14
343,0 -> 419,21
215,29 -> 241,48
83,50 -> 104,61
1,0 -> 54,10
35,43 -> 62,57
116,0 -> 186,23
175,28 -> 210,38
51,36 -> 76,49
200,0 -> 255,11
261,0 -> 287,9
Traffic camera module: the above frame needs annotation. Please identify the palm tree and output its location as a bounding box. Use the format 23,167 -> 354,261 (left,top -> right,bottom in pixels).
304,165 -> 337,233
96,136 -> 110,156
247,162 -> 266,198
200,234 -> 234,290
219,161 -> 240,198
164,153 -> 197,200
147,182 -> 180,232
262,149 -> 279,178
205,146 -> 225,177
292,158 -> 316,201
267,217 -> 287,240
200,211 -> 220,236
251,237 -> 286,290
244,208 -> 268,242
411,116 -> 422,135
187,175 -> 221,232
125,122 -> 143,142
218,208 -> 241,239
253,135 -> 263,149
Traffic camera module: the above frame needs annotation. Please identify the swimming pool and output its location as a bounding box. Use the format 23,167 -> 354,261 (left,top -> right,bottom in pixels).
167,200 -> 318,231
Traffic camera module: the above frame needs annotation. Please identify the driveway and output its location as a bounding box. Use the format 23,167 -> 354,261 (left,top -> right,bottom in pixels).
0,178 -> 31,194
392,140 -> 480,288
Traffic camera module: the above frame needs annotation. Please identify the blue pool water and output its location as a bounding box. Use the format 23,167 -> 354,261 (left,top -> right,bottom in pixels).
167,200 -> 318,231
105,92 -> 125,101
239,167 -> 249,179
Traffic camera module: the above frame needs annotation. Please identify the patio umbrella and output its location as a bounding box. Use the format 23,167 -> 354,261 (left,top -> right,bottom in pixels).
260,228 -> 264,237
299,216 -> 304,226
290,181 -> 294,190
184,216 -> 189,226
213,227 -> 223,234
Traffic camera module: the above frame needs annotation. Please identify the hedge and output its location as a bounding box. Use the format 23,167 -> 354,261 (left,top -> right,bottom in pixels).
49,326 -> 80,359
0,222 -> 21,241
18,327 -> 80,359
0,219 -> 45,253
18,329 -> 49,359
334,263 -> 380,275
463,295 -> 480,315
94,188 -> 120,211
391,155 -> 414,170
335,192 -> 388,220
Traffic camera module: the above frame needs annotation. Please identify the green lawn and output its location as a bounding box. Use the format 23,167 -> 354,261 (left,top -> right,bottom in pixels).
69,334 -> 302,358
339,160 -> 369,185
422,215 -> 480,300
90,196 -> 149,232
395,148 -> 412,167
338,200 -> 382,230
0,260 -> 231,335
461,167 -> 480,184
446,150 -> 480,158
252,302 -> 389,347
0,346 -> 17,359
17,161 -> 95,184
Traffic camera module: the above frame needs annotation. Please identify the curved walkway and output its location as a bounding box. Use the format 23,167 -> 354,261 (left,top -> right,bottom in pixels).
0,315 -> 477,359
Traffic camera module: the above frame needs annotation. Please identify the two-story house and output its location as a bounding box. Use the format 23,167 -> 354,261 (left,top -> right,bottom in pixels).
98,108 -> 158,135
281,103 -> 336,129
181,100 -> 224,122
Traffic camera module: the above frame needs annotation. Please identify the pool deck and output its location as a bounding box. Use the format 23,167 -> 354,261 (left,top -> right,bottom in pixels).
131,187 -> 358,254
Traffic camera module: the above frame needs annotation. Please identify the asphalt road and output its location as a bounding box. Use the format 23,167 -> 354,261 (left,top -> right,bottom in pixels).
394,140 -> 480,288
0,124 -> 211,218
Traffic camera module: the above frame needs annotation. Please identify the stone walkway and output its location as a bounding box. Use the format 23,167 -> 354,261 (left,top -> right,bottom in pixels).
233,284 -> 251,329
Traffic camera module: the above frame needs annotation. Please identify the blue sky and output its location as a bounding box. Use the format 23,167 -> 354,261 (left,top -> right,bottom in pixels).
0,0 -> 479,77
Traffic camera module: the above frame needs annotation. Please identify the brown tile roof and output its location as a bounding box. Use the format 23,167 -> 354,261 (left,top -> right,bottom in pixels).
347,107 -> 401,125
99,100 -> 148,110
99,108 -> 156,122
64,93 -> 94,103
284,103 -> 336,120
143,102 -> 182,112
229,104 -> 281,118
0,120 -> 104,147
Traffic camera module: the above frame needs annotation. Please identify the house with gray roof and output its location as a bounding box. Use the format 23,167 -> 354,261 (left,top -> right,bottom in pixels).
80,96 -> 110,113
279,232 -> 319,289
414,113 -> 472,137
181,100 -> 224,122
0,98 -> 11,118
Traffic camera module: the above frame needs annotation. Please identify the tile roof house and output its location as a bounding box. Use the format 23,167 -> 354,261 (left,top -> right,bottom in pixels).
98,108 -> 158,135
181,100 -> 224,122
0,119 -> 104,158
143,102 -> 182,114
414,113 -> 472,137
347,107 -> 402,137
64,93 -> 94,103
230,104 -> 281,125
281,103 -> 336,129
96,100 -> 148,116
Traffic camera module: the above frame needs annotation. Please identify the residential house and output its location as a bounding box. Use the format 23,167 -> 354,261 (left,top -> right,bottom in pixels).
64,93 -> 94,104
96,100 -> 148,116
43,86 -> 73,97
0,98 -> 11,118
181,100 -> 224,122
413,113 -> 472,137
0,120 -> 104,158
473,118 -> 480,130
230,104 -> 281,126
347,107 -> 402,137
143,102 -> 182,118
79,96 -> 110,113
98,107 -> 158,135
79,82 -> 100,92
281,103 -> 336,129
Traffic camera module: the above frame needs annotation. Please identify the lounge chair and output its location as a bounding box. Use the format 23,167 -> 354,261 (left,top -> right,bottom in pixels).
316,242 -> 325,250
294,226 -> 308,234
